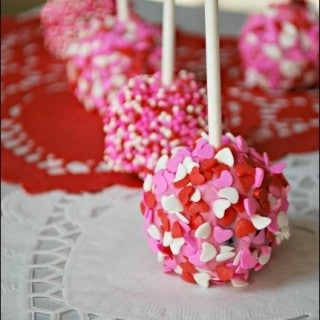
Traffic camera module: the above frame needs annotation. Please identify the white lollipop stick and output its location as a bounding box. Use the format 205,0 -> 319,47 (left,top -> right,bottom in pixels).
205,0 -> 222,147
161,0 -> 175,85
117,0 -> 129,21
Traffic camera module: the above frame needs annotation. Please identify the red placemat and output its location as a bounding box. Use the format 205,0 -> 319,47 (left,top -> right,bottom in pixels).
1,16 -> 319,194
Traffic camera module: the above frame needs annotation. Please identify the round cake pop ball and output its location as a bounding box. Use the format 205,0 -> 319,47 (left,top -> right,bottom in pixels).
66,18 -> 161,114
238,0 -> 319,90
40,0 -> 119,59
140,133 -> 290,288
103,70 -> 208,177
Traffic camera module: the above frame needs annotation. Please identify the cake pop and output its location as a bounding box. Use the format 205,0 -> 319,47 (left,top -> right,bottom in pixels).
103,70 -> 208,176
140,0 -> 290,288
238,0 -> 319,90
66,17 -> 161,114
40,0 -> 119,59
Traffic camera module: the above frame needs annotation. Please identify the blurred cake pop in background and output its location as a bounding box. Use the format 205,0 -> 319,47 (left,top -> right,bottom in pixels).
238,0 -> 319,90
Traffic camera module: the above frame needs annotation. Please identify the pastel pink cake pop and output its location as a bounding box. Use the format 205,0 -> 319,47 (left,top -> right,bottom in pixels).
66,18 -> 161,114
103,70 -> 208,177
238,0 -> 319,90
40,0 -> 118,59
140,133 -> 290,288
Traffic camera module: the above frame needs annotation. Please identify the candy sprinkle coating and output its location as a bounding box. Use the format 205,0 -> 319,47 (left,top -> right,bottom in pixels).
140,133 -> 290,288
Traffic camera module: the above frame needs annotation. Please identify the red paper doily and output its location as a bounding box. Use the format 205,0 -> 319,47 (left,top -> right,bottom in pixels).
1,16 -> 319,194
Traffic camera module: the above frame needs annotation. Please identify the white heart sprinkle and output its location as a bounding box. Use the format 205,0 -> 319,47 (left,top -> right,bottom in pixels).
174,265 -> 183,275
195,222 -> 212,239
218,187 -> 239,204
147,225 -> 161,240
200,242 -> 217,262
215,148 -> 234,167
161,195 -> 183,214
175,212 -> 189,224
233,251 -> 241,266
251,215 -> 271,230
157,252 -> 165,262
143,174 -> 153,192
231,279 -> 249,288
263,44 -> 282,60
183,156 -> 199,173
190,189 -> 201,202
215,251 -> 236,262
277,211 -> 289,228
155,154 -> 169,172
163,231 -> 173,246
194,272 -> 211,288
173,163 -> 187,182
258,253 -> 271,266
220,245 -> 234,253
170,237 -> 185,255
213,199 -> 231,218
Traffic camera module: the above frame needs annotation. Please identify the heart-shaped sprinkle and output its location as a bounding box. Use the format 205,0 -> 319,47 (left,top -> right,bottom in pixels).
258,246 -> 272,265
161,195 -> 183,214
194,272 -> 211,288
235,135 -> 248,152
180,261 -> 197,274
233,251 -> 241,266
200,158 -> 217,171
213,199 -> 231,218
235,219 -> 256,238
240,248 -> 257,269
155,154 -> 169,172
190,214 -> 204,229
215,251 -> 236,262
218,187 -> 239,204
182,271 -> 195,284
178,186 -> 195,205
231,278 -> 249,288
163,231 -> 173,246
200,242 -> 217,262
252,230 -> 266,245
213,226 -> 233,243
193,142 -> 214,159
190,189 -> 201,202
190,167 -> 205,185
147,224 -> 161,240
174,265 -> 183,275
251,215 -> 271,230
195,222 -> 212,239
157,251 -> 165,262
254,167 -> 264,188
216,265 -> 234,281
167,155 -> 183,172
215,148 -> 234,167
220,245 -> 234,253
175,212 -> 189,224
144,192 -> 156,209
183,156 -> 199,173
243,197 -> 258,216
219,207 -> 237,227
153,173 -> 168,194
213,170 -> 233,188
172,221 -> 183,238
170,237 -> 185,255
143,174 -> 153,192
174,163 -> 187,182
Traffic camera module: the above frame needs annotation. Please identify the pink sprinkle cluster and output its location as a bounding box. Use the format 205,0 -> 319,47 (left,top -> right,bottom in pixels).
103,70 -> 208,177
66,18 -> 161,115
40,0 -> 118,59
140,133 -> 290,288
239,0 -> 319,90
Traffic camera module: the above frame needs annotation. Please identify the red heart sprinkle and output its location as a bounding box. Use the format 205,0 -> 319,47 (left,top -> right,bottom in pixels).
190,167 -> 205,185
185,200 -> 209,216
180,261 -> 197,274
178,186 -> 195,205
200,158 -> 217,171
144,191 -> 156,208
212,163 -> 229,176
190,214 -> 204,229
160,214 -> 170,232
235,219 -> 256,238
172,221 -> 183,238
216,265 -> 234,281
234,162 -> 255,177
202,169 -> 213,181
219,207 -> 237,227
233,197 -> 245,213
174,175 -> 191,188
182,271 -> 195,284
140,201 -> 146,215
239,175 -> 255,193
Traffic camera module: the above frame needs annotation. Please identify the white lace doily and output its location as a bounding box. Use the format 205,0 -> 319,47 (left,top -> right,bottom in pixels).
1,152 -> 319,320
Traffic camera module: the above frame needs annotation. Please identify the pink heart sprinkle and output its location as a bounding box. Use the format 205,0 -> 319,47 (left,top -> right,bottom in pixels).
269,162 -> 287,174
188,250 -> 203,266
167,155 -> 183,173
244,197 -> 258,216
192,141 -> 214,159
254,167 -> 264,188
240,248 -> 257,269
153,172 -> 168,194
213,226 -> 233,243
163,170 -> 174,185
163,258 -> 177,272
252,230 -> 266,245
213,170 -> 234,188
235,135 -> 248,152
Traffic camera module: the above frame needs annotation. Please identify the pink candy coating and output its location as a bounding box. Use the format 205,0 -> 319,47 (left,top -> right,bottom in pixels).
140,134 -> 290,288
103,70 -> 208,177
238,0 -> 319,90
66,18 -> 161,114
40,0 -> 118,59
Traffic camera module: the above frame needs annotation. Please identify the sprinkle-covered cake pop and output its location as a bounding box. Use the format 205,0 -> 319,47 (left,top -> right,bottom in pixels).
103,70 -> 208,177
140,133 -> 290,288
40,0 -> 118,59
66,18 -> 161,114
239,0 -> 319,90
